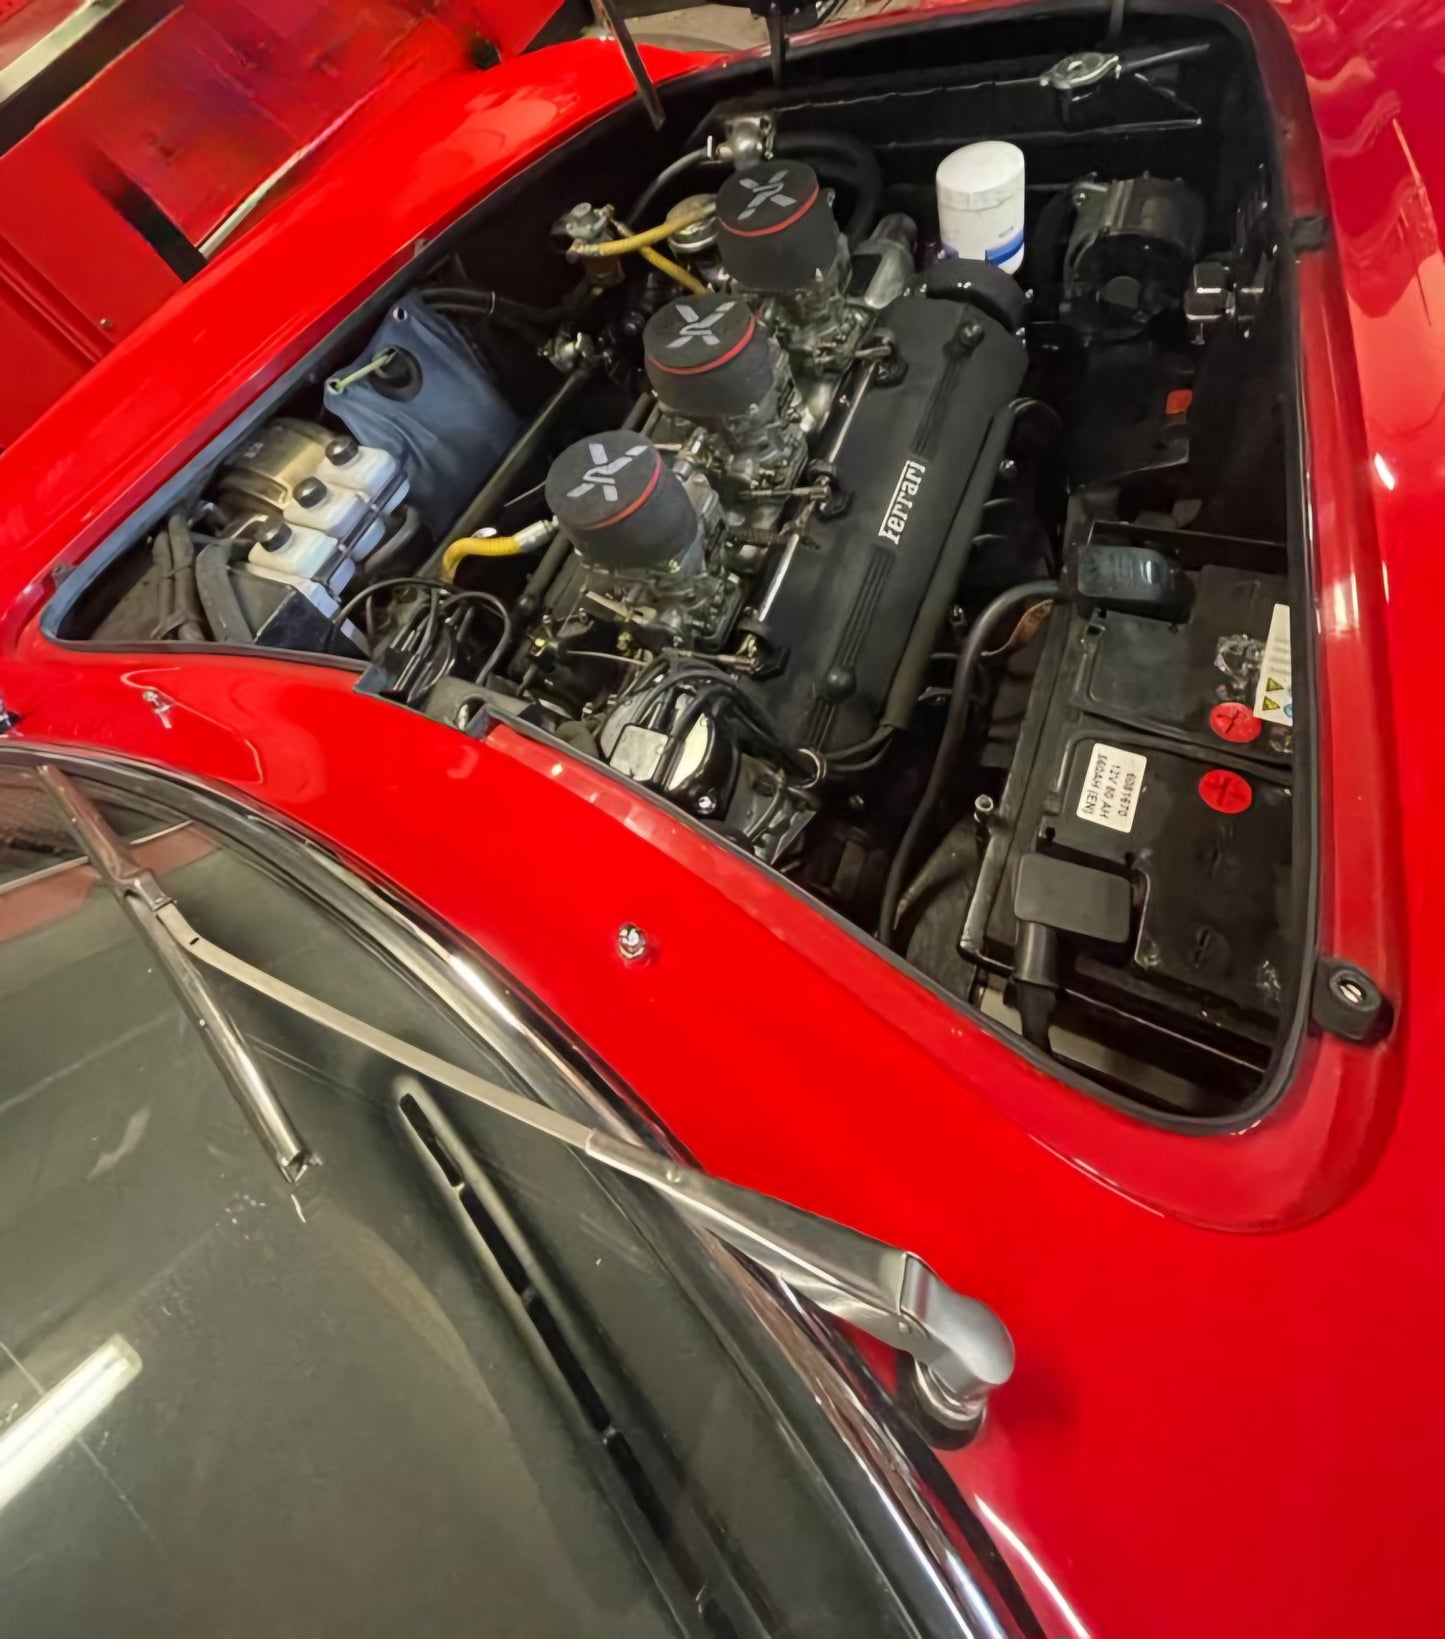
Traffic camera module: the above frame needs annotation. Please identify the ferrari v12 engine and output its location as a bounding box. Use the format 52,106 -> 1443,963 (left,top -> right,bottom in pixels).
515,164 -> 1026,850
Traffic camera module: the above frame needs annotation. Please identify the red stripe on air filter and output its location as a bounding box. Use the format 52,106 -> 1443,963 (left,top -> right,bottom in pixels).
723,183 -> 820,238
648,313 -> 757,376
592,454 -> 662,529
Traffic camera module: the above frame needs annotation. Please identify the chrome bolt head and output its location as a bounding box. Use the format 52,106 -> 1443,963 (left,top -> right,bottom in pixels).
617,923 -> 648,962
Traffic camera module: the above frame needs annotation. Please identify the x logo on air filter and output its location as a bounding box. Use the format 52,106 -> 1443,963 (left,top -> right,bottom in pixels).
566,442 -> 650,504
667,302 -> 737,349
736,171 -> 797,220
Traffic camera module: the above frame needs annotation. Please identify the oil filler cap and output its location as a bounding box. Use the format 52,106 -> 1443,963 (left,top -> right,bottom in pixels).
644,295 -> 775,421
716,159 -> 842,292
545,431 -> 697,573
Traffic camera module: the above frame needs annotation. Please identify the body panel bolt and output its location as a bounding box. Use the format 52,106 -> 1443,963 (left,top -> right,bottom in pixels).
617,924 -> 649,961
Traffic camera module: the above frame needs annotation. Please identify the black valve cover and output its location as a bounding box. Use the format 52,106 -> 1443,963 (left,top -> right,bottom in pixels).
755,294 -> 1027,752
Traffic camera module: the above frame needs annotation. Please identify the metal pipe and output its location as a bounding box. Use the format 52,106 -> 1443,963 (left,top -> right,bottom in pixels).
755,358 -> 878,624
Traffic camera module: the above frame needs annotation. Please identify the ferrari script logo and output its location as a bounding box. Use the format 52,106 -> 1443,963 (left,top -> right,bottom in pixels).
736,171 -> 796,220
668,302 -> 736,348
567,442 -> 650,504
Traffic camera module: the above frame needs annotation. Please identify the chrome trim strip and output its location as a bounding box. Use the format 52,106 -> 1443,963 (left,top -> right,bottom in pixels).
0,0 -> 118,105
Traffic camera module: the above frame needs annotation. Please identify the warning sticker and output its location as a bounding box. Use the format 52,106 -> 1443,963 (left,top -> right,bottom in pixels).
1252,602 -> 1293,725
1076,743 -> 1147,833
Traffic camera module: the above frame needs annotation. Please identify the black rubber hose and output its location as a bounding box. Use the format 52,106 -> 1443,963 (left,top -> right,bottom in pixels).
1025,181 -> 1084,302
166,510 -> 207,642
420,286 -> 570,329
352,505 -> 423,589
629,147 -> 713,223
881,407 -> 1016,734
878,578 -> 1058,948
774,129 -> 881,246
194,541 -> 253,645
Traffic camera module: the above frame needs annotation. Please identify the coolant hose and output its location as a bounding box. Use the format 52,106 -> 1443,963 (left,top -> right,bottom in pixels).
774,130 -> 881,247
441,533 -> 526,580
878,578 -> 1059,949
194,541 -> 254,646
166,510 -> 207,642
881,407 -> 1016,733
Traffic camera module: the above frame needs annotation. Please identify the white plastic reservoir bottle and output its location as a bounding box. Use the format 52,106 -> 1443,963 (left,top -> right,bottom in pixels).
936,141 -> 1026,274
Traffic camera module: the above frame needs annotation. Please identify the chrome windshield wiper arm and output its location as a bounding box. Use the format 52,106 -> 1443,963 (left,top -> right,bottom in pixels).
38,765 -> 1012,1431
37,765 -> 314,1185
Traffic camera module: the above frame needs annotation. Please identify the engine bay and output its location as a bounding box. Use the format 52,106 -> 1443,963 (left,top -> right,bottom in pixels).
55,7 -> 1308,1120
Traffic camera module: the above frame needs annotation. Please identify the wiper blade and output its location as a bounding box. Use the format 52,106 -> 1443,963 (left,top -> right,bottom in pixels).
38,766 -> 1011,1431
37,765 -> 314,1185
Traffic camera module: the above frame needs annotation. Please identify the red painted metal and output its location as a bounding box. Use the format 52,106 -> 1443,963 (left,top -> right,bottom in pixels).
0,0 -> 559,447
0,3 -> 1440,1636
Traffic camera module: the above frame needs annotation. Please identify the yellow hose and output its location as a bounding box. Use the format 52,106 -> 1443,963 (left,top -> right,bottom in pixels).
569,199 -> 714,259
639,244 -> 707,295
442,534 -> 524,581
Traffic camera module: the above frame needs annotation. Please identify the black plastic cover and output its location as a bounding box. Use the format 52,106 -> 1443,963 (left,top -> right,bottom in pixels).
545,431 -> 696,572
1068,541 -> 1193,622
1013,853 -> 1132,943
755,294 -> 1027,751
643,295 -> 775,420
717,160 -> 841,291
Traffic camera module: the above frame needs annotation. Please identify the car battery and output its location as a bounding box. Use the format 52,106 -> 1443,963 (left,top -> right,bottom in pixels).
960,546 -> 1295,1067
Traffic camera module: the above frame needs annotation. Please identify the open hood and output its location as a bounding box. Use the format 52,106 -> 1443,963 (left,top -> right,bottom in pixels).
0,0 -> 564,450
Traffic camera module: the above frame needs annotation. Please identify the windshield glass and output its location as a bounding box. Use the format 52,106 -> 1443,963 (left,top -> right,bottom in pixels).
0,769 -> 932,1639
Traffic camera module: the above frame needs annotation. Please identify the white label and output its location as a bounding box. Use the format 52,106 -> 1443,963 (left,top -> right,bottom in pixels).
878,459 -> 927,547
1252,602 -> 1293,725
1076,743 -> 1148,833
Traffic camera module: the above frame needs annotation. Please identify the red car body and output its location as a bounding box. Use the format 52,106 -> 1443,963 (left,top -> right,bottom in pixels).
0,0 -> 527,446
0,2 -> 1438,1634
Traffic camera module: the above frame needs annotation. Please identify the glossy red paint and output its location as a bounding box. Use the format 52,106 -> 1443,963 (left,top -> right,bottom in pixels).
0,4 -> 1440,1637
0,0 -> 561,445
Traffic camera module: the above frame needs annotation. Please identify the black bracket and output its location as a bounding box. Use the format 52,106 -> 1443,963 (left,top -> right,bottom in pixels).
1289,214 -> 1331,253
1312,957 -> 1393,1045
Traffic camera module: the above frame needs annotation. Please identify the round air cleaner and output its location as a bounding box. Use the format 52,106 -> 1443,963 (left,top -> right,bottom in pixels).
643,295 -> 774,420
716,159 -> 841,291
545,431 -> 696,572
